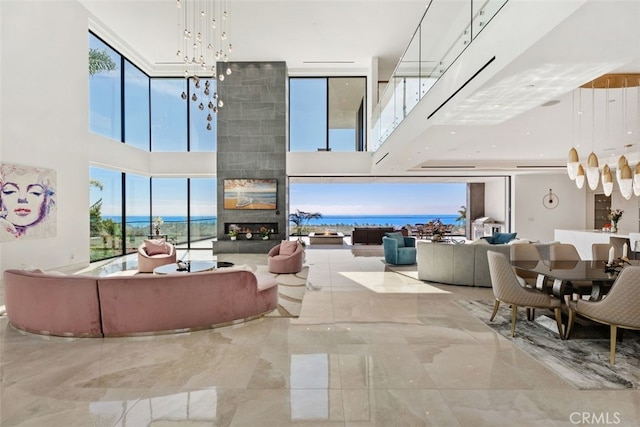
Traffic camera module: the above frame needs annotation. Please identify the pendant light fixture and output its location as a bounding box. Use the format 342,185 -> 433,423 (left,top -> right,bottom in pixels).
576,164 -> 585,189
601,164 -> 613,196
566,90 -> 581,180
633,163 -> 640,196
619,162 -> 634,200
586,82 -> 600,190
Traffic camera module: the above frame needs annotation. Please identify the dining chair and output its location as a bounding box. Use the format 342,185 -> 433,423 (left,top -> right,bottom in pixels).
628,233 -> 640,260
510,244 -> 541,287
565,266 -> 640,363
549,243 -> 581,261
487,251 -> 564,339
591,243 -> 617,261
550,243 -> 592,297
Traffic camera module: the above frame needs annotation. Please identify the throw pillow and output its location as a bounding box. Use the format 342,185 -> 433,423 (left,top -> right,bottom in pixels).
280,240 -> 299,256
492,232 -> 517,244
385,232 -> 405,247
144,239 -> 169,256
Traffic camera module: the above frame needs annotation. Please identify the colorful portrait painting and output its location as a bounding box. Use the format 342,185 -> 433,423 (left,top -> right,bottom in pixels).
0,163 -> 57,241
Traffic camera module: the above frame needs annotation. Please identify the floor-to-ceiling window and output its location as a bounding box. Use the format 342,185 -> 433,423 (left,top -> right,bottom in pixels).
89,34 -> 121,141
89,167 -> 123,262
151,178 -> 188,244
124,61 -> 150,150
290,77 -> 366,152
125,173 -> 151,254
88,32 -> 218,261
189,178 -> 217,244
151,78 -> 188,152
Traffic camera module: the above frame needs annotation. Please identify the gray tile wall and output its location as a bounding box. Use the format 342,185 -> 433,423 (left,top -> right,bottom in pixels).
215,62 -> 288,253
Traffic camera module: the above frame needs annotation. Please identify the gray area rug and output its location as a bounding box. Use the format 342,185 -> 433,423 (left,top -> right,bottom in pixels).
457,299 -> 640,390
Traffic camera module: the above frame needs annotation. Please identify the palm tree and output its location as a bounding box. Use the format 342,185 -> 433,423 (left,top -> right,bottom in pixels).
289,209 -> 322,237
89,48 -> 116,76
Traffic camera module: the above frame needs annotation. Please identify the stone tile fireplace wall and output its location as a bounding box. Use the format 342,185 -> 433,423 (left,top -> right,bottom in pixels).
215,62 -> 287,253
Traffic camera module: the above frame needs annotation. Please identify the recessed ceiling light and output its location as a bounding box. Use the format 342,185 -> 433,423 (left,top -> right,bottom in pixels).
450,131 -> 456,134
491,144 -> 496,148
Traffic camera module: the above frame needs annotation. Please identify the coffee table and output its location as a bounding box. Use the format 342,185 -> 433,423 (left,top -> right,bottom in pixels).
153,260 -> 234,275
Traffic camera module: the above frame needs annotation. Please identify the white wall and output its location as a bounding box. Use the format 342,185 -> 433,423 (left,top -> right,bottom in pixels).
483,178 -> 508,225
1,0 -> 90,271
513,173 -> 587,242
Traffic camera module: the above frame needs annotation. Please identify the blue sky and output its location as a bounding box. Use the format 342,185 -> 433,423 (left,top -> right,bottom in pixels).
290,183 -> 466,215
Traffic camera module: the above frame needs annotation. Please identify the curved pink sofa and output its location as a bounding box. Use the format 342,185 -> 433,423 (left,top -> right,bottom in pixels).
3,268 -> 278,337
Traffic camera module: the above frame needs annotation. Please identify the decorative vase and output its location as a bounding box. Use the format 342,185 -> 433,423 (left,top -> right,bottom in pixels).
612,222 -> 618,233
246,232 -> 252,239
230,236 -> 236,241
262,235 -> 269,240
155,229 -> 160,236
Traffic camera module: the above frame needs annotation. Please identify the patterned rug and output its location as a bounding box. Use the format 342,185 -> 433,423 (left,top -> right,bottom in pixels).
260,266 -> 309,318
457,299 -> 640,390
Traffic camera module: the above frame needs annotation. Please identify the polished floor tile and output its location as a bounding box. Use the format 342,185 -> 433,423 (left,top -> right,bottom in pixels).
1,246 -> 639,426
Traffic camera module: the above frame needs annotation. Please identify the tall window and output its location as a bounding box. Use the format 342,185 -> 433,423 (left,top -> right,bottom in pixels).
89,34 -> 121,141
151,178 -> 188,243
290,77 -> 366,152
124,61 -> 150,150
151,79 -> 188,151
89,167 -> 123,262
189,178 -> 217,244
125,173 -> 150,254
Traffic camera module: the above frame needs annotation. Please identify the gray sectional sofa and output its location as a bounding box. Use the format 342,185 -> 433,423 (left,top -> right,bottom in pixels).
416,241 -> 553,287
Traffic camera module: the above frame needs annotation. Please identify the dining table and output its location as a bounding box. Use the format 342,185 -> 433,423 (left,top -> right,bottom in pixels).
511,259 -> 640,301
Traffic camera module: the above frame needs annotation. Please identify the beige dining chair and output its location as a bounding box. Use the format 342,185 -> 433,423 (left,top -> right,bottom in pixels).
487,251 -> 564,339
510,244 -> 541,288
628,233 -> 640,260
566,266 -> 640,364
592,243 -> 618,261
550,243 -> 592,298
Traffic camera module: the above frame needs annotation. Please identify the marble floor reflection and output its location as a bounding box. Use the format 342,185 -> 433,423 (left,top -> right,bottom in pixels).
1,246 -> 640,426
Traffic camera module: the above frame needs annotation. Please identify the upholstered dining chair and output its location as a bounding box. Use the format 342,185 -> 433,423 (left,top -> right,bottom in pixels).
628,233 -> 640,260
510,244 -> 542,287
487,251 -> 564,339
566,266 -> 640,364
550,243 -> 592,297
550,243 -> 582,261
592,243 -> 618,261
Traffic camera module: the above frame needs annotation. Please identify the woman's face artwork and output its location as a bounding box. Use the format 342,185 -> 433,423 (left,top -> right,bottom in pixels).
0,164 -> 55,238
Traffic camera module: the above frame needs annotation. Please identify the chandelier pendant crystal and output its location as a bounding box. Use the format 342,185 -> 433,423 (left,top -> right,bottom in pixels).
176,0 -> 233,131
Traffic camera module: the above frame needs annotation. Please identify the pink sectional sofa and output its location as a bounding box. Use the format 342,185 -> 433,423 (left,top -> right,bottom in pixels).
3,268 -> 278,337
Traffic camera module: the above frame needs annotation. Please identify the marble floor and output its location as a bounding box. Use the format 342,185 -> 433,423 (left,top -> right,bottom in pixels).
1,246 -> 640,426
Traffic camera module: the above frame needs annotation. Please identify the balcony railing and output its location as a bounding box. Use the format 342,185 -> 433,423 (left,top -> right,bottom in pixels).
371,0 -> 508,150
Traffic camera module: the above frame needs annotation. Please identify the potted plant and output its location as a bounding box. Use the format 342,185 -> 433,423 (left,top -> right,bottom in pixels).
289,209 -> 322,242
260,226 -> 270,240
229,229 -> 238,241
153,216 -> 163,236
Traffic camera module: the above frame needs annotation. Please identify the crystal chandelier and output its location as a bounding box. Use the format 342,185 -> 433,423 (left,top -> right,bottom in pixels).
176,0 -> 233,131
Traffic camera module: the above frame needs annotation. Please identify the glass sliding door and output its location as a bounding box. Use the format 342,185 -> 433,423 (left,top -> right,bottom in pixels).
125,173 -> 150,254
89,166 -> 123,261
189,178 -> 217,246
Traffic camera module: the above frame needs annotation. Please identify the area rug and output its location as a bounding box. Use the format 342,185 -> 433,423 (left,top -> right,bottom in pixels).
262,266 -> 309,318
457,299 -> 640,390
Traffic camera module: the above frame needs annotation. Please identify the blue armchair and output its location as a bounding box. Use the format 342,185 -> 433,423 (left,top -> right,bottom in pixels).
382,232 -> 417,265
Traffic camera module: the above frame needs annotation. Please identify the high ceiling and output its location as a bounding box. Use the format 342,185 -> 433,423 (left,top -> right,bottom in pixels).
82,0 -> 640,177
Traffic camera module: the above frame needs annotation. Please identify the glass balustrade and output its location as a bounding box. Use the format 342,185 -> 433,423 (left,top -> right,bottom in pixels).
371,0 -> 508,151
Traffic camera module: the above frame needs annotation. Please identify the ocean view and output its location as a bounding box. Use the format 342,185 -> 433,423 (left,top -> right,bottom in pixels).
103,214 -> 461,227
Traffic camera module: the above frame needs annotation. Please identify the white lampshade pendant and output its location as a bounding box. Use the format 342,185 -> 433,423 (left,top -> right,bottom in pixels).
575,164 -> 585,189
633,164 -> 640,197
617,155 -> 628,188
586,152 -> 600,190
619,163 -> 634,200
567,147 -> 580,180
601,164 -> 614,196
